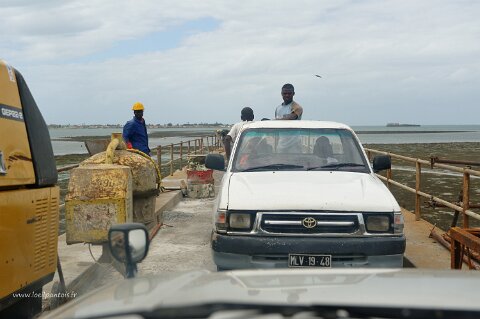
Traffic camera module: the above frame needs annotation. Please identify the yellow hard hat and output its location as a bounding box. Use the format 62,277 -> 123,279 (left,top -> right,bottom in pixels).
132,102 -> 144,111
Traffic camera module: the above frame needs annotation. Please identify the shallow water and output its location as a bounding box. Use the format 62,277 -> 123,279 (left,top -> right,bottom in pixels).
50,125 -> 480,155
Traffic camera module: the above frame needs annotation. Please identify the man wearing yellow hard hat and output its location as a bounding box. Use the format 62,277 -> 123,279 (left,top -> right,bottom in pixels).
122,102 -> 150,155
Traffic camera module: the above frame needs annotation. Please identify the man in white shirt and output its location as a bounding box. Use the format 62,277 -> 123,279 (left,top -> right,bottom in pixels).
275,84 -> 303,152
225,107 -> 254,159
275,83 -> 303,120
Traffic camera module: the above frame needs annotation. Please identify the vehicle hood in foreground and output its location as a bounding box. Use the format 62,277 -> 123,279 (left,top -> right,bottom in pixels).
227,171 -> 399,211
43,268 -> 480,318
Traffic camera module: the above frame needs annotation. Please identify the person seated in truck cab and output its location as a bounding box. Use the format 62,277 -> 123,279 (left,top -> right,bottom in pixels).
256,139 -> 273,155
313,136 -> 338,164
237,137 -> 272,169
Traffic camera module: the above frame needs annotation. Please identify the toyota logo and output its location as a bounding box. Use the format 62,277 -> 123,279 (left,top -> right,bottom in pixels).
302,217 -> 317,228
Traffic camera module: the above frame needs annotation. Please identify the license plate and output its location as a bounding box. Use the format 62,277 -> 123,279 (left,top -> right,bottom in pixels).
288,254 -> 332,268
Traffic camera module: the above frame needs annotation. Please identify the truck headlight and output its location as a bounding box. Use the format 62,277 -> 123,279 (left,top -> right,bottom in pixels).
229,213 -> 252,229
364,214 -> 391,233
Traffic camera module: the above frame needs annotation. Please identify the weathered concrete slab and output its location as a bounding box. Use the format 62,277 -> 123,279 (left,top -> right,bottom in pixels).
138,198 -> 216,274
65,165 -> 133,244
138,170 -> 224,274
402,208 -> 452,269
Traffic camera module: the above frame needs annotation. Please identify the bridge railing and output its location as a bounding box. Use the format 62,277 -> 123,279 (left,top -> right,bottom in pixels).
155,135 -> 222,177
365,148 -> 480,225
365,147 -> 480,269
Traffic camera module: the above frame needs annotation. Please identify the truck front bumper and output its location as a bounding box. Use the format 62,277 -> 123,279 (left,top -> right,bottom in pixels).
212,232 -> 406,270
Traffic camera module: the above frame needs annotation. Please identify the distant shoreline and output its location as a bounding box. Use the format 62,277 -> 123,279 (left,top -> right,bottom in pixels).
51,129 -> 217,142
50,129 -> 473,141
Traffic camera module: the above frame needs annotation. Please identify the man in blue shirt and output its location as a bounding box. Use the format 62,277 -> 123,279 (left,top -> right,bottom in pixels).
123,102 -> 150,155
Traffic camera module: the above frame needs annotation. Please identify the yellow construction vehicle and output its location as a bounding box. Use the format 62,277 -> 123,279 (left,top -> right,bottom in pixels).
0,60 -> 59,318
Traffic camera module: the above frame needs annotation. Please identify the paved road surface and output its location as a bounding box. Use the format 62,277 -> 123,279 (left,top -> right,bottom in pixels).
139,196 -> 216,274
137,170 -> 224,274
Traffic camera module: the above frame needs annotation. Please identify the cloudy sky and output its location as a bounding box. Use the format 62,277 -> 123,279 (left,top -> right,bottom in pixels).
2,0 -> 479,125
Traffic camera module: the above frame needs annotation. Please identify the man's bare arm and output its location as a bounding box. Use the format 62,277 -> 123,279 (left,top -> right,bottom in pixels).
281,113 -> 299,120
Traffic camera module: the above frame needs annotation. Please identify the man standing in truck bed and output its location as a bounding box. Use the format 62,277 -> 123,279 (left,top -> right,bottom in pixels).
123,102 -> 151,155
275,84 -> 303,153
224,107 -> 254,160
275,83 -> 303,120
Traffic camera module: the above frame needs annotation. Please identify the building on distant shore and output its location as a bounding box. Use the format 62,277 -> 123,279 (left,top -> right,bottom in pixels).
386,123 -> 421,127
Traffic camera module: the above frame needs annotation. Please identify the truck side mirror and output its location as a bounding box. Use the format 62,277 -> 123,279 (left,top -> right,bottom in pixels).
372,155 -> 391,173
205,154 -> 225,171
108,223 -> 149,278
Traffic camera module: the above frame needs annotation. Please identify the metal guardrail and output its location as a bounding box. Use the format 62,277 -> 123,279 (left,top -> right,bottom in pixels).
156,135 -> 222,177
365,148 -> 480,225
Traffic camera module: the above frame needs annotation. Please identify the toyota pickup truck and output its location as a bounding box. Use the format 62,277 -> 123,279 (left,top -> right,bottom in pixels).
205,120 -> 405,270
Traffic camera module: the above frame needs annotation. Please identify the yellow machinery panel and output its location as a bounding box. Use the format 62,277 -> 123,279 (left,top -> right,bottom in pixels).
0,60 -> 21,107
65,164 -> 133,244
0,60 -> 35,187
0,186 -> 59,300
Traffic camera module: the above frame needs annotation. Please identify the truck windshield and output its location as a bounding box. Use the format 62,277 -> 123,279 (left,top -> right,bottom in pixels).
232,128 -> 369,173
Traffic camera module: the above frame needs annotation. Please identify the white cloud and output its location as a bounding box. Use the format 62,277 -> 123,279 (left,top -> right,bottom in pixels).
2,0 -> 480,125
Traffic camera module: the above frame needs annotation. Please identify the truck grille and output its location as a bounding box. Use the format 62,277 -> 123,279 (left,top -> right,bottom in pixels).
260,213 -> 359,234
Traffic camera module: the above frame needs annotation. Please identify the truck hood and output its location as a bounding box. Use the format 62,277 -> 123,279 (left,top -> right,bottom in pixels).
43,269 -> 480,318
227,171 -> 399,212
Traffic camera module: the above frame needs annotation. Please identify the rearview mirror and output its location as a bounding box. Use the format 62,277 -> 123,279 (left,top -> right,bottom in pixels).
372,155 -> 391,172
205,153 -> 225,171
109,223 -> 149,278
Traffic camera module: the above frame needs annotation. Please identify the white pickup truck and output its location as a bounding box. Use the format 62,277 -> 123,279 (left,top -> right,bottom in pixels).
206,121 -> 405,270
